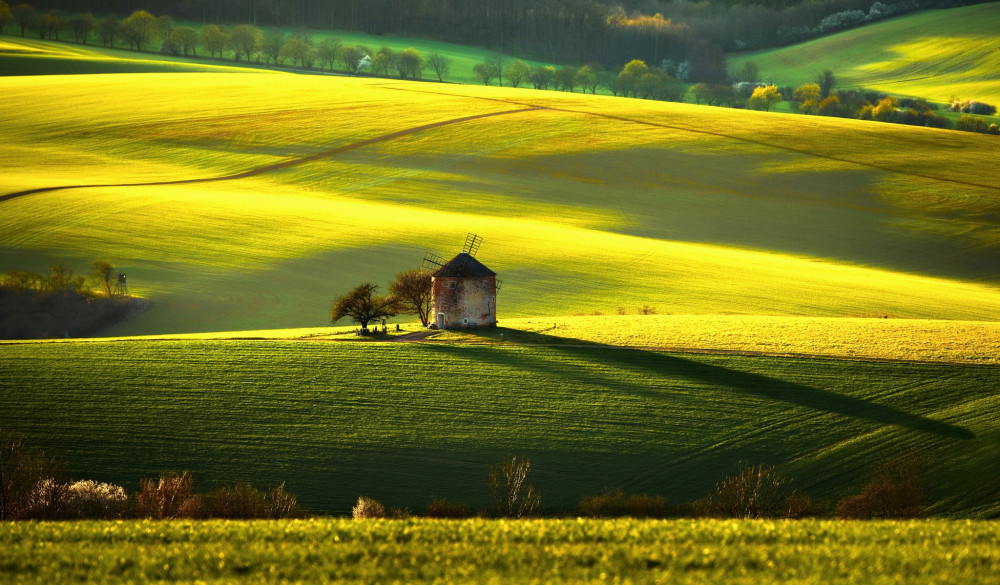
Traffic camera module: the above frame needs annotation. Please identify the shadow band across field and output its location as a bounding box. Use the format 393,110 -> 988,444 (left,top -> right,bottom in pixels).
422,328 -> 975,441
0,106 -> 544,203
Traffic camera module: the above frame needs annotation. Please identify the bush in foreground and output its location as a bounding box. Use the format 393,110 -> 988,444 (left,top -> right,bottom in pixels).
137,472 -> 202,519
486,455 -> 540,518
580,489 -> 668,518
696,462 -> 817,519
352,495 -> 386,519
836,453 -> 926,519
425,498 -> 467,518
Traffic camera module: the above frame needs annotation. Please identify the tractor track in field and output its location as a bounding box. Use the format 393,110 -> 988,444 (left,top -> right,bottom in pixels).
373,82 -> 1000,194
0,106 -> 544,203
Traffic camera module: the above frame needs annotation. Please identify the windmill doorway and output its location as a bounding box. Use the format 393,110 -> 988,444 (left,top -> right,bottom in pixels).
436,313 -> 445,329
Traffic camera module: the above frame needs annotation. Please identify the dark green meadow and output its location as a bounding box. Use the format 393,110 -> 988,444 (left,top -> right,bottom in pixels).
2,339 -> 997,517
3,518 -> 999,584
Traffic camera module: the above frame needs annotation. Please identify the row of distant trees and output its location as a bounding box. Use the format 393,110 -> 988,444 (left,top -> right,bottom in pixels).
721,70 -> 999,135
468,55 -> 687,101
0,4 -> 452,77
13,0 -> 981,82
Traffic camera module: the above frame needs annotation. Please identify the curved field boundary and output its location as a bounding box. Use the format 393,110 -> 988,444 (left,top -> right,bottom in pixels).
0,106 -> 543,203
375,83 -> 1000,193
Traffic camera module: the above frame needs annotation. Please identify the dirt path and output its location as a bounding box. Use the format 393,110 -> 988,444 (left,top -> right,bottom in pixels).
0,106 -> 544,203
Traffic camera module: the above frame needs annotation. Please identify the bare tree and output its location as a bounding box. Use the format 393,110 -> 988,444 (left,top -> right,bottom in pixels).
397,47 -> 423,79
315,37 -> 341,71
472,62 -> 496,86
389,268 -> 432,327
426,51 -> 450,82
503,59 -> 529,88
331,283 -> 397,330
261,28 -> 285,65
486,455 -> 540,518
486,53 -> 505,87
0,429 -> 58,520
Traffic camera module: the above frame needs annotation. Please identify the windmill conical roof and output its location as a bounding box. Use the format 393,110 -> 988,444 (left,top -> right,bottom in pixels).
432,253 -> 496,278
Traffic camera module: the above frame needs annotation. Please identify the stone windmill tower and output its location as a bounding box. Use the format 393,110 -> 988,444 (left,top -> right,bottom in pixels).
423,234 -> 498,330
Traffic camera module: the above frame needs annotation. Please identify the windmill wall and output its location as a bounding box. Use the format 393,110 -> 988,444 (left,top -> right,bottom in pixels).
431,275 -> 496,329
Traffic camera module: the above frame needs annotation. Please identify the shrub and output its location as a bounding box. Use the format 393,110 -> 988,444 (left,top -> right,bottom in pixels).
0,429 -> 60,520
581,489 -> 627,517
266,483 -> 300,519
625,493 -> 667,518
352,495 -> 386,519
65,480 -> 128,519
954,115 -> 991,133
700,462 -> 810,519
990,124 -> 999,136
425,498 -> 467,518
581,489 -> 668,518
818,10 -> 866,33
836,453 -> 926,519
137,472 -> 196,519
211,482 -> 265,519
949,99 -> 996,116
23,477 -> 71,519
177,494 -> 206,519
486,455 -> 540,518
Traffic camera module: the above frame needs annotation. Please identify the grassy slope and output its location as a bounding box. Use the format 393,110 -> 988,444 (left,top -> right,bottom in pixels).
0,37 -> 254,75
3,519 -> 999,584
1,339 -> 997,517
728,4 -> 1000,106
2,70 -> 999,334
0,28 -> 552,85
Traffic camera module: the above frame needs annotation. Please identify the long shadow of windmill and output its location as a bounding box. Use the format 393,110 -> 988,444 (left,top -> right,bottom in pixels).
422,233 -> 501,330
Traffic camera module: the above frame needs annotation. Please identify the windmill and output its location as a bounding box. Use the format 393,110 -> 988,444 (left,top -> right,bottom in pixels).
421,233 -> 484,271
421,252 -> 445,272
423,233 -> 499,329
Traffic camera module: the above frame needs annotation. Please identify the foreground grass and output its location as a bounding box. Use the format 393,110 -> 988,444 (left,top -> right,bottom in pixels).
2,339 -> 997,516
729,4 -> 1000,105
1,518 -> 998,584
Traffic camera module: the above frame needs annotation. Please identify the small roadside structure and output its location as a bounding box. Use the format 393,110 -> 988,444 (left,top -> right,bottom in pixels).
430,252 -> 497,330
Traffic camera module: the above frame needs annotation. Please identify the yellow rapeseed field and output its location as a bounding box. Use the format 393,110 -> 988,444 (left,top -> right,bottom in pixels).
2,68 -> 999,336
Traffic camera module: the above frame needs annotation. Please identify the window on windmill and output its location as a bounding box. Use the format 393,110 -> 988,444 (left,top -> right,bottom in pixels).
448,281 -> 457,289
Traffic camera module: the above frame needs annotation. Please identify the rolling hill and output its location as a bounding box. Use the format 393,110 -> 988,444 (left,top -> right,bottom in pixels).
2,338 -> 998,516
2,33 -> 999,523
1,66 -> 999,335
727,3 -> 1000,106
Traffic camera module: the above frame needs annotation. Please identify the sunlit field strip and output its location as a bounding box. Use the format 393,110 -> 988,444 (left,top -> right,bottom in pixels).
2,519 -> 998,584
423,315 -> 1000,365
727,3 -> 1000,105
3,73 -> 1000,334
8,313 -> 1000,365
5,178 -> 1000,337
2,340 -> 997,515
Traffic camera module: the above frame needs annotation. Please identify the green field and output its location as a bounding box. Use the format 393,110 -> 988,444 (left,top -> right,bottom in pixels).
0,27 -> 553,85
1,518 -> 997,584
2,64 -> 999,335
728,3 -> 1000,106
2,338 -> 997,516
